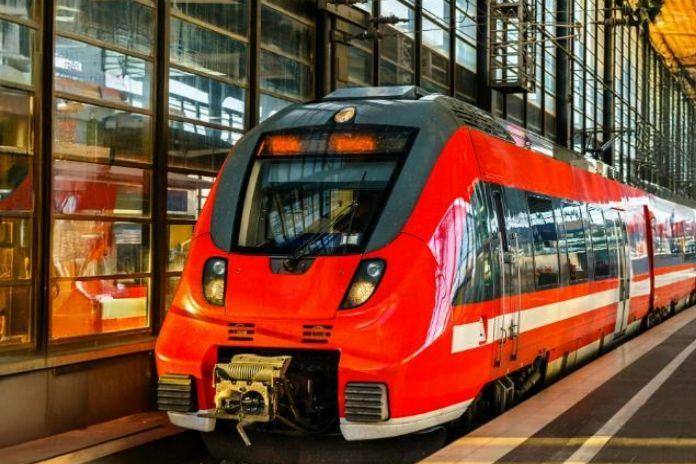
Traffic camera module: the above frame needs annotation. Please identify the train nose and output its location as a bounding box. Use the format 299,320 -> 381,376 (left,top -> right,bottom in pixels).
224,254 -> 362,320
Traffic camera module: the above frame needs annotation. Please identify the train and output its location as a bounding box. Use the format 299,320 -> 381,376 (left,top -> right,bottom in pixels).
155,86 -> 696,446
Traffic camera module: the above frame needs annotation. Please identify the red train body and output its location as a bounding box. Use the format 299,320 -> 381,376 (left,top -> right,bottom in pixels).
155,87 -> 696,443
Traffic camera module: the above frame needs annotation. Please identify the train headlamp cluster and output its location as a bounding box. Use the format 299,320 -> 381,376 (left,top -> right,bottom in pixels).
340,259 -> 386,309
203,257 -> 227,306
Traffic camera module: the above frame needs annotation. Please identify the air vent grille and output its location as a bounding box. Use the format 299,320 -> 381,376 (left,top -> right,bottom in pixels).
344,382 -> 389,422
445,98 -> 514,143
157,374 -> 197,412
228,322 -> 255,341
302,325 -> 333,344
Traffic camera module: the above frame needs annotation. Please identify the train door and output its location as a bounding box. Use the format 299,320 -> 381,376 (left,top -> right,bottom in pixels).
611,209 -> 631,335
490,186 -> 522,367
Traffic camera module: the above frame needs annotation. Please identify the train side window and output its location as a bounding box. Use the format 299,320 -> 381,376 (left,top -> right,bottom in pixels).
588,207 -> 610,280
527,195 -> 560,288
562,203 -> 589,282
604,209 -> 620,278
492,191 -> 508,252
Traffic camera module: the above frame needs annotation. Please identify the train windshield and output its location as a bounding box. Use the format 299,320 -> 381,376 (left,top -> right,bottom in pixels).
236,155 -> 401,255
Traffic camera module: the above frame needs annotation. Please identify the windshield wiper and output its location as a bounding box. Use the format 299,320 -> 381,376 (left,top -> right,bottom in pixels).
282,202 -> 357,272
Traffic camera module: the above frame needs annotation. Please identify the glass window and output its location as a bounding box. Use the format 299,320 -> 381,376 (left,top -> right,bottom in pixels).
0,154 -> 32,211
562,203 -> 588,282
238,156 -> 401,254
168,120 -> 237,172
0,218 -> 32,281
170,17 -> 247,82
169,69 -> 246,128
589,207 -> 610,279
0,0 -> 33,20
165,275 -> 181,312
260,51 -> 312,99
0,285 -> 31,346
0,88 -> 33,154
261,5 -> 312,61
422,18 -> 449,57
379,33 -> 415,85
55,37 -> 152,109
349,46 -> 373,86
55,99 -> 152,163
168,224 -> 193,273
172,0 -> 248,38
263,0 -> 314,21
167,172 -> 213,220
260,93 -> 293,122
423,0 -> 451,23
52,220 -> 150,278
53,160 -> 151,217
51,277 -> 149,339
381,1 -> 414,37
0,19 -> 33,86
528,196 -> 560,287
56,0 -> 154,56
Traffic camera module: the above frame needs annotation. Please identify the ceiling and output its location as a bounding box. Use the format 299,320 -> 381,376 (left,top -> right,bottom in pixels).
648,0 -> 696,101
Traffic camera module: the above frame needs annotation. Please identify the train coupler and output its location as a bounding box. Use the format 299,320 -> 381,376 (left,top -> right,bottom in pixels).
211,354 -> 292,446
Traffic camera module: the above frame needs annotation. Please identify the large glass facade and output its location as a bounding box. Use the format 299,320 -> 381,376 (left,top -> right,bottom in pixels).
0,1 -> 36,348
0,0 -> 694,361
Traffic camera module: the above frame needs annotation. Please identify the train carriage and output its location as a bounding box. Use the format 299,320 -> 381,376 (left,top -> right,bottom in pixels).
155,86 -> 696,445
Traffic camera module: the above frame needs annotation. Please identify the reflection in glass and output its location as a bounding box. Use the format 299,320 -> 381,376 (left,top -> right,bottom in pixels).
0,218 -> 32,280
562,204 -> 588,282
528,196 -> 560,287
51,277 -> 149,339
423,0 -> 451,23
169,69 -> 246,128
349,46 -> 373,86
260,51 -> 312,99
261,5 -> 313,60
0,285 -> 31,347
380,1 -> 414,37
0,0 -> 32,19
165,276 -> 181,312
0,88 -> 33,154
172,0 -> 248,38
259,93 -> 293,122
52,220 -> 150,278
380,32 -> 415,86
53,160 -> 151,217
0,154 -> 32,211
55,99 -> 152,163
57,0 -> 154,55
168,224 -> 193,272
167,172 -> 214,219
264,0 -> 314,20
55,37 -> 152,108
422,18 -> 450,56
170,17 -> 247,82
0,19 -> 33,85
168,120 -> 237,172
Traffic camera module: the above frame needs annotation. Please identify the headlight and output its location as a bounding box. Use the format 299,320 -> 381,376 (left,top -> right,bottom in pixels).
339,259 -> 386,309
203,257 -> 227,306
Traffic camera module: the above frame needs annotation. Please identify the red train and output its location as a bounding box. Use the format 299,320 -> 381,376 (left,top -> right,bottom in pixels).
155,86 -> 696,445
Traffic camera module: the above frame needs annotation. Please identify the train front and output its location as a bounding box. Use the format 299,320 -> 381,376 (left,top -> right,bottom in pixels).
155,87 -> 474,443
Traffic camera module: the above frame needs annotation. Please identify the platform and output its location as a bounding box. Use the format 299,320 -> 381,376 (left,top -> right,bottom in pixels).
422,305 -> 696,464
0,412 -> 193,464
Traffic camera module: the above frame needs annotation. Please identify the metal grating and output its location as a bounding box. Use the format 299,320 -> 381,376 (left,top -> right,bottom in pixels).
344,382 -> 389,422
444,98 -> 515,143
301,325 -> 333,344
228,322 -> 255,341
157,374 -> 197,413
